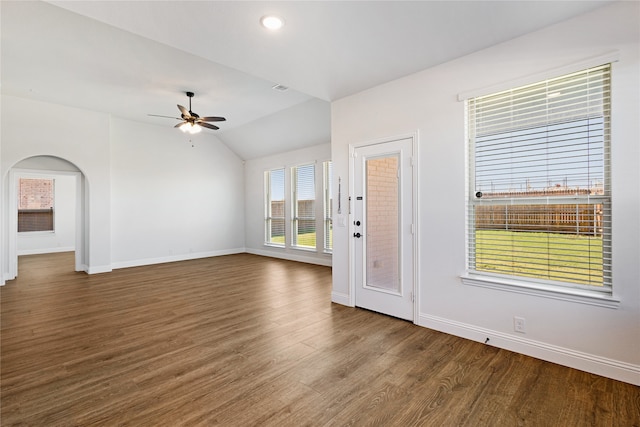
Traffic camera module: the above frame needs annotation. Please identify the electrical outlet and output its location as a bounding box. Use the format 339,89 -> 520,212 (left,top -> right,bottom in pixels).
514,316 -> 526,333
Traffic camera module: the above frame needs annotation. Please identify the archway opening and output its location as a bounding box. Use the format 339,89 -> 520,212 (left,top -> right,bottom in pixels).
6,155 -> 87,280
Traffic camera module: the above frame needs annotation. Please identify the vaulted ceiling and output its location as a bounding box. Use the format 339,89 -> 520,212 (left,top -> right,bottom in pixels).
1,1 -> 611,159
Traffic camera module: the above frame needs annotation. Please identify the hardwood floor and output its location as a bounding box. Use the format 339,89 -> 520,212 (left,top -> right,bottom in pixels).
1,252 -> 638,426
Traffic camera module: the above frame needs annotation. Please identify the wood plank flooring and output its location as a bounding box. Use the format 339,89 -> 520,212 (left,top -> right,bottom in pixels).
1,252 -> 639,426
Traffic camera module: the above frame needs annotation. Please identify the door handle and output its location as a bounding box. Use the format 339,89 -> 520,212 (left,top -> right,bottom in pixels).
353,232 -> 361,238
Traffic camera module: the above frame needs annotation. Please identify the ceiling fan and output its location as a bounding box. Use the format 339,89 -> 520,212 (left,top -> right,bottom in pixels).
150,91 -> 226,134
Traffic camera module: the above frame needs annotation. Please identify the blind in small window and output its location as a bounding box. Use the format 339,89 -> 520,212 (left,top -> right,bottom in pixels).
294,164 -> 316,248
266,168 -> 285,244
324,161 -> 333,251
467,64 -> 611,289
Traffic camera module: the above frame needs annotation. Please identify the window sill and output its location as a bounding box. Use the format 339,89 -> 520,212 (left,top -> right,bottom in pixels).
291,246 -> 317,253
460,273 -> 620,309
264,243 -> 285,249
18,230 -> 55,235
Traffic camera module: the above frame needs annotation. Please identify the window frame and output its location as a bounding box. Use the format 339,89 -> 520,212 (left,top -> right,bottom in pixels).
323,160 -> 333,253
264,168 -> 285,247
291,163 -> 317,250
462,63 -> 618,308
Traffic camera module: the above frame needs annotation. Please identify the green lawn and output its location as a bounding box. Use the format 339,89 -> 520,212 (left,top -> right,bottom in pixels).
271,235 -> 285,244
475,229 -> 604,286
270,231 -> 320,248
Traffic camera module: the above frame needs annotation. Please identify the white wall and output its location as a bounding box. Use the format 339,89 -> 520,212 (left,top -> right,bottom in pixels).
244,143 -> 332,266
1,96 -> 246,279
110,117 -> 245,268
331,2 -> 639,385
1,95 -> 111,276
16,171 -> 77,255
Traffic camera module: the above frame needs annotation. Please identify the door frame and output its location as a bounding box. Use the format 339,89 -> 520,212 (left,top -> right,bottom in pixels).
7,167 -> 85,279
348,132 -> 419,323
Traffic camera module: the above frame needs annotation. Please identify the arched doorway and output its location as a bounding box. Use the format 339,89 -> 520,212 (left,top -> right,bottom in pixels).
5,155 -> 87,280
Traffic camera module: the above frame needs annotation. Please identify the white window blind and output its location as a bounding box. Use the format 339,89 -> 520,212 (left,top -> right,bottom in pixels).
323,161 -> 333,252
265,168 -> 285,245
292,164 -> 316,248
467,64 -> 611,290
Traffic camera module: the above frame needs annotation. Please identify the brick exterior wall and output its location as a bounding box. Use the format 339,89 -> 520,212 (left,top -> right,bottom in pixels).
366,156 -> 399,291
19,178 -> 53,209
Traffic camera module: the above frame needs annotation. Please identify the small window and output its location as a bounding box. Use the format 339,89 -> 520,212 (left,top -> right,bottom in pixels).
466,64 -> 611,291
292,163 -> 316,249
323,161 -> 333,252
265,168 -> 285,246
18,178 -> 55,232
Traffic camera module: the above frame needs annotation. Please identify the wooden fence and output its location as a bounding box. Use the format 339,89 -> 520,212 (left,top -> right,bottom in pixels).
475,187 -> 604,236
475,204 -> 603,236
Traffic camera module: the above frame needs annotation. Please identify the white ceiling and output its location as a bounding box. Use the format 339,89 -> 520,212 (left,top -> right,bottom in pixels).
1,1 -> 611,160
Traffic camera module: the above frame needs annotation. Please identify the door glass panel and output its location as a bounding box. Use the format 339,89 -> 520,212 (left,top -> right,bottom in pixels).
365,155 -> 400,292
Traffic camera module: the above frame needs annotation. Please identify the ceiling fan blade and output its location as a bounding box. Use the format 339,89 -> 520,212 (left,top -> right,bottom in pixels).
177,104 -> 190,118
199,122 -> 219,130
174,121 -> 187,128
200,116 -> 226,122
148,114 -> 181,120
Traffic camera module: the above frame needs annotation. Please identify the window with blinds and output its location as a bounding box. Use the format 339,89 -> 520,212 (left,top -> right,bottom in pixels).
18,178 -> 55,232
265,168 -> 285,246
323,161 -> 333,252
292,163 -> 316,249
466,64 -> 611,290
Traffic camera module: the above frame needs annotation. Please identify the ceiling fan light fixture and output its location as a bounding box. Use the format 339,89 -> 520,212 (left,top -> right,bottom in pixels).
260,15 -> 284,30
151,92 -> 225,133
179,122 -> 201,134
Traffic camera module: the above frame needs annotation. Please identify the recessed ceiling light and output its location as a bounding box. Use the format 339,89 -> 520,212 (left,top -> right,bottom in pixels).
260,15 -> 284,31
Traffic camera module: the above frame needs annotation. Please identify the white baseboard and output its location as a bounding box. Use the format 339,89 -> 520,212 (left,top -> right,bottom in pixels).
86,264 -> 113,274
246,248 -> 332,267
17,246 -> 75,256
331,291 -> 352,306
417,313 -> 640,386
110,248 -> 247,270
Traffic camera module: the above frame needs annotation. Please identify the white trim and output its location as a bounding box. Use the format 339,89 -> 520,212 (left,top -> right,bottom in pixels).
8,167 -> 86,278
418,313 -> 639,386
348,131 -> 419,321
457,50 -> 620,101
86,264 -> 112,274
460,274 -> 619,309
331,291 -> 352,306
18,246 -> 75,256
111,248 -> 246,270
412,132 -> 420,321
246,247 -> 332,267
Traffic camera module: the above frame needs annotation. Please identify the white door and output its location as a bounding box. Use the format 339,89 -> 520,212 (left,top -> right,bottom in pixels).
353,138 -> 414,320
